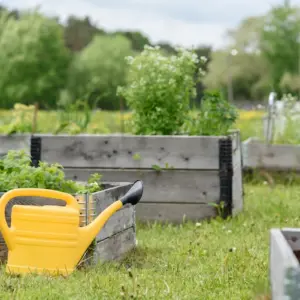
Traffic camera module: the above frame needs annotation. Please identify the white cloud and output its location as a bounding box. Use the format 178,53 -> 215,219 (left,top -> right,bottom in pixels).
2,0 -> 300,49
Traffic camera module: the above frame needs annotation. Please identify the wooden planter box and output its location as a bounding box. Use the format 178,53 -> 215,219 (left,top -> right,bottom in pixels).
25,131 -> 243,223
0,182 -> 136,265
0,134 -> 31,157
270,228 -> 300,300
242,137 -> 300,171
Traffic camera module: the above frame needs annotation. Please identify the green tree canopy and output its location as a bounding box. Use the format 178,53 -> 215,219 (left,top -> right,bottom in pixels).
226,16 -> 265,53
203,50 -> 271,100
261,3 -> 300,94
203,15 -> 272,101
0,10 -> 71,108
63,34 -> 133,110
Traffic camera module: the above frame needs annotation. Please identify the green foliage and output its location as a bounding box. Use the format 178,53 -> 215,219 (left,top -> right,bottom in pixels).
1,103 -> 35,134
64,16 -> 105,52
0,10 -> 71,108
117,45 -> 203,135
203,50 -> 271,101
280,72 -> 300,93
55,99 -> 92,134
0,150 -> 102,193
115,31 -> 151,52
261,3 -> 300,94
183,91 -> 239,136
226,16 -> 265,53
64,34 -> 133,110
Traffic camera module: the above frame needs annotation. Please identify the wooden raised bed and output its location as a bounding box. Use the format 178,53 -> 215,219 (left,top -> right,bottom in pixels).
0,182 -> 136,264
242,137 -> 300,171
270,228 -> 300,300
26,131 -> 244,222
0,134 -> 31,157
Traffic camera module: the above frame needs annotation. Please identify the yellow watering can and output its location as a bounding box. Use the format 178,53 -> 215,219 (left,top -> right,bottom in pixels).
0,180 -> 143,276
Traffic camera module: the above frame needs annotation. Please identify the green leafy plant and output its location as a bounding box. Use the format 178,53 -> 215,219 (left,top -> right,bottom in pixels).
117,45 -> 204,135
54,99 -> 92,135
208,201 -> 226,217
183,90 -> 239,136
2,103 -> 35,134
0,150 -> 102,193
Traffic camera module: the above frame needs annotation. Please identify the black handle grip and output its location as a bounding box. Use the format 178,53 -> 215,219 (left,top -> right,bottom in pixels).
121,180 -> 143,206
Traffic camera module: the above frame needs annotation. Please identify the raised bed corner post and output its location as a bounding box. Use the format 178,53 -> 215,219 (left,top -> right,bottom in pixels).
219,137 -> 233,218
30,136 -> 41,168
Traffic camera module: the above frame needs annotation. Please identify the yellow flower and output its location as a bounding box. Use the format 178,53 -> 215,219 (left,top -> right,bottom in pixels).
238,110 -> 264,121
118,113 -> 132,121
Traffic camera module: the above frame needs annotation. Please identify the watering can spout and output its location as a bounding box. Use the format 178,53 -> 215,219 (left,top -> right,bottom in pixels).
79,180 -> 143,252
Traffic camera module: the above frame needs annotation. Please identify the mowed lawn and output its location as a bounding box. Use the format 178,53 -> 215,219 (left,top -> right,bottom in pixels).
0,183 -> 299,299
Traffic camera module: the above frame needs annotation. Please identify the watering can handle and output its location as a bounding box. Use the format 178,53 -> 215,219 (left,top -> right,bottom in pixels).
0,188 -> 80,250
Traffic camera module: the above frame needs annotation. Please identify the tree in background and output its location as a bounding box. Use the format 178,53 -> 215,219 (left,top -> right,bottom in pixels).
0,10 -> 70,108
64,16 -> 105,52
62,34 -> 133,110
261,2 -> 300,96
227,16 -> 265,53
2,2 -> 300,108
203,50 -> 271,101
114,30 -> 151,52
203,16 -> 272,101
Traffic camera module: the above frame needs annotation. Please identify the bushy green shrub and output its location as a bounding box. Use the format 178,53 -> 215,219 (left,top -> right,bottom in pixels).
183,91 -> 239,136
0,150 -> 102,193
117,45 -> 203,135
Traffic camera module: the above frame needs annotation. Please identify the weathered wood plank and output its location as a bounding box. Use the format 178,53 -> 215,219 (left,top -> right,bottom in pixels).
91,226 -> 136,263
283,228 -> 300,251
0,134 -> 30,157
64,168 -> 220,204
136,203 -> 217,222
270,229 -> 300,300
38,134 -> 223,170
230,131 -> 243,215
243,138 -> 300,170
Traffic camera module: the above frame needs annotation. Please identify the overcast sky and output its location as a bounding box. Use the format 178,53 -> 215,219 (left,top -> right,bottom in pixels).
2,0 -> 300,49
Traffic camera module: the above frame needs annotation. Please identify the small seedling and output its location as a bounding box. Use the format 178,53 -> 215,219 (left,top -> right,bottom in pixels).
132,153 -> 141,161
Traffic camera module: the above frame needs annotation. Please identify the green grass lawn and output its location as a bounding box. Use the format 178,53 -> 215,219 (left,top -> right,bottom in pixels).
0,183 -> 299,299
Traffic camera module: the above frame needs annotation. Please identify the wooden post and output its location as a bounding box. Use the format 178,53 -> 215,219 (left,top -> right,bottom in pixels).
119,97 -> 124,134
32,102 -> 39,135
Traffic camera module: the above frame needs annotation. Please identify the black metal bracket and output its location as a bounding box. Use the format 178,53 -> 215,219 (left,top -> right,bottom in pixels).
219,137 -> 233,218
30,136 -> 41,167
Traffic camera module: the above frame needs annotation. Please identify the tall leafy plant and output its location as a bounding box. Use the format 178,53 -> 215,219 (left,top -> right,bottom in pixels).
55,99 -> 92,135
117,45 -> 203,135
183,91 -> 239,136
